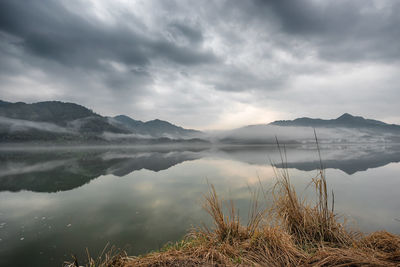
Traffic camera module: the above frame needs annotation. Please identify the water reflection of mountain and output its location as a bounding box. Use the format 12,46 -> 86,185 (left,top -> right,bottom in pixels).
217,145 -> 400,175
0,149 -> 204,192
275,149 -> 400,175
2,145 -> 400,193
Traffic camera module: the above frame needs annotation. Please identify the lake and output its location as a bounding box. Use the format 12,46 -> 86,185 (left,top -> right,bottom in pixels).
0,144 -> 399,267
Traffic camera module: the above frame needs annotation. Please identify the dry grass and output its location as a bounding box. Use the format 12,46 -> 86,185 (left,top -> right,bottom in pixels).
65,145 -> 400,266
271,165 -> 353,249
63,245 -> 129,267
202,184 -> 266,244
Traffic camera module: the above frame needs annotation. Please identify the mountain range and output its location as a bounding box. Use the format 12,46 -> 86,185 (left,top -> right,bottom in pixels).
0,100 -> 203,143
111,115 -> 200,138
271,113 -> 400,132
1,100 -> 399,144
218,113 -> 400,145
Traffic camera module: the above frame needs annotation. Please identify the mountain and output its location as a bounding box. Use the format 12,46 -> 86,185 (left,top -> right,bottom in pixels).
0,100 -> 204,143
271,113 -> 400,132
0,100 -> 126,135
113,115 -> 144,128
112,115 -> 202,138
0,100 -> 97,124
217,113 -> 400,145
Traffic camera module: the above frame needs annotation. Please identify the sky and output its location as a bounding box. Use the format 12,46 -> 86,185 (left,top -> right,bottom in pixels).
0,0 -> 399,130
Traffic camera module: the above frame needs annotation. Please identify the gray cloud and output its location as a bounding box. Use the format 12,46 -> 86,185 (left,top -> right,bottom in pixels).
168,22 -> 204,45
249,0 -> 400,62
0,0 -> 217,68
0,0 -> 399,129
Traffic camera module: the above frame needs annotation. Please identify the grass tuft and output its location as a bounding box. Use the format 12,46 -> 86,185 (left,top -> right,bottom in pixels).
272,165 -> 353,249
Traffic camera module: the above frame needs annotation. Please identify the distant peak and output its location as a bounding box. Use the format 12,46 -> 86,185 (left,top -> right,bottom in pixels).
147,119 -> 171,125
113,114 -> 143,124
114,114 -> 130,119
337,113 -> 353,119
342,113 -> 352,116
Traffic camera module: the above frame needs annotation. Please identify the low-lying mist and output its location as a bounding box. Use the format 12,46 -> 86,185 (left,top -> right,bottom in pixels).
212,124 -> 393,145
1,114 -> 399,146
0,116 -> 72,134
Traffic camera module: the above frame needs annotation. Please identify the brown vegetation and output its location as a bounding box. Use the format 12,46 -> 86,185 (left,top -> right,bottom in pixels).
65,159 -> 400,267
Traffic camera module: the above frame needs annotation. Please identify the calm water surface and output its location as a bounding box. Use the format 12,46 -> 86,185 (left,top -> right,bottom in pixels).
0,144 -> 399,267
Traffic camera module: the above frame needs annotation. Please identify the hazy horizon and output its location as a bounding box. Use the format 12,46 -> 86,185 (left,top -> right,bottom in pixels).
2,99 -> 392,131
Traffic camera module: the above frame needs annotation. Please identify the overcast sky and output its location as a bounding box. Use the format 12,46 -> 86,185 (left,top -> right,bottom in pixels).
0,0 -> 399,129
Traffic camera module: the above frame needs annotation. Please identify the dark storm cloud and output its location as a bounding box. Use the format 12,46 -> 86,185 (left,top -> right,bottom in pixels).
0,0 -> 217,69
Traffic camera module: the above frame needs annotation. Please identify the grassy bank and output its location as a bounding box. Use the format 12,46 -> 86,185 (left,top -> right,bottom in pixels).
65,164 -> 400,266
